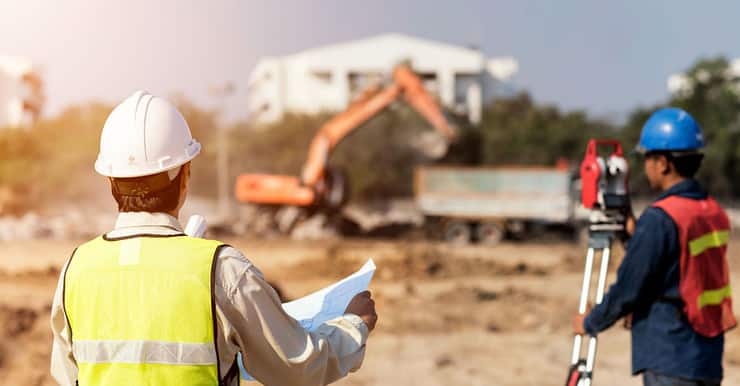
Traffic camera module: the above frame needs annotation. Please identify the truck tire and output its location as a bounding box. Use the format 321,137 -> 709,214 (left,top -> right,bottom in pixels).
443,221 -> 472,245
476,221 -> 505,245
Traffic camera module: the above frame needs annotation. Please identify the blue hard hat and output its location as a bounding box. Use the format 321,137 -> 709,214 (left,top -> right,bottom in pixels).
636,108 -> 704,153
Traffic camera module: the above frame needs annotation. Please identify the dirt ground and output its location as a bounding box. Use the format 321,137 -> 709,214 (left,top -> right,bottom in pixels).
3,237 -> 740,386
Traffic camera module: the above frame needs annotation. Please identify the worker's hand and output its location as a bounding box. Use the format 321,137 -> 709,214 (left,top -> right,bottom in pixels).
345,291 -> 378,332
625,213 -> 636,237
623,313 -> 633,330
572,305 -> 591,335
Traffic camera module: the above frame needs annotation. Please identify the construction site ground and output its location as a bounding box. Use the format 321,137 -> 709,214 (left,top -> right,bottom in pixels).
3,236 -> 740,386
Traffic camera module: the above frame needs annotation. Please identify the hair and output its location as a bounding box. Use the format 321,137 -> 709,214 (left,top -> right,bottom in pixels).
646,151 -> 704,178
111,169 -> 184,213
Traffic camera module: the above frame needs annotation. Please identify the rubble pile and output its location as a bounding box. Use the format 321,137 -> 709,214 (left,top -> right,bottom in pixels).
0,210 -> 115,241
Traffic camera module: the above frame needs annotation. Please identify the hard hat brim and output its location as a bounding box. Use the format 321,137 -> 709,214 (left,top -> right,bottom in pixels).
95,141 -> 201,178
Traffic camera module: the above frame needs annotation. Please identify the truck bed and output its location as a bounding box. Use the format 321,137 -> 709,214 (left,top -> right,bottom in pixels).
414,166 -> 575,223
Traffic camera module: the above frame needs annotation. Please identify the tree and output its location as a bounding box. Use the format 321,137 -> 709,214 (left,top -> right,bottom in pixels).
478,92 -> 613,166
620,57 -> 740,197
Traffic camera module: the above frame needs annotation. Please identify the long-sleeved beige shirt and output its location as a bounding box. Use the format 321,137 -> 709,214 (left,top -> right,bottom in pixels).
50,212 -> 368,386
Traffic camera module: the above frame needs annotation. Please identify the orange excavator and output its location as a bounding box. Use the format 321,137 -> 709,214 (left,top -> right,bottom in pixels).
235,64 -> 458,224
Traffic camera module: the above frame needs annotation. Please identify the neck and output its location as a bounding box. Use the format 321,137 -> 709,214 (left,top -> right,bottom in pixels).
661,175 -> 687,192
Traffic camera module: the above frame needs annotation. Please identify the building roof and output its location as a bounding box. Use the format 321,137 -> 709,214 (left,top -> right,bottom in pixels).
261,33 -> 488,74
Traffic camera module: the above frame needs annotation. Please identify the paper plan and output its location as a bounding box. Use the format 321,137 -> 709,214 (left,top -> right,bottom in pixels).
240,259 -> 376,381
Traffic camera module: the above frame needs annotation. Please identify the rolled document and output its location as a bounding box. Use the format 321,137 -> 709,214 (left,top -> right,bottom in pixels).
184,214 -> 207,238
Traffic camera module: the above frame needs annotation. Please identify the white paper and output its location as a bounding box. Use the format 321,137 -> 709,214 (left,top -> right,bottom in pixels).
184,214 -> 206,237
240,259 -> 376,381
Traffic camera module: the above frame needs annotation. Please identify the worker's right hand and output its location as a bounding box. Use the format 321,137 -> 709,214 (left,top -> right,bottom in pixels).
345,290 -> 378,332
625,213 -> 636,237
623,313 -> 633,330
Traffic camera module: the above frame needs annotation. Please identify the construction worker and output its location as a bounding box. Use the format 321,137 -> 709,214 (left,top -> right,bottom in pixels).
573,108 -> 735,386
50,91 -> 377,386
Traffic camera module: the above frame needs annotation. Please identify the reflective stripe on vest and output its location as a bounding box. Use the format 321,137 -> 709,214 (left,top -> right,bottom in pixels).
63,235 -> 225,385
689,230 -> 729,257
698,285 -> 733,309
653,195 -> 737,337
73,340 -> 217,365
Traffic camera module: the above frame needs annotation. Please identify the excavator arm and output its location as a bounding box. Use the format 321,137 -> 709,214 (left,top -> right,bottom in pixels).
235,64 -> 457,207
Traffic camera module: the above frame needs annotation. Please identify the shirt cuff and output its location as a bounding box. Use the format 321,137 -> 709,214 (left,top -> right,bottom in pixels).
583,314 -> 598,336
342,313 -> 369,345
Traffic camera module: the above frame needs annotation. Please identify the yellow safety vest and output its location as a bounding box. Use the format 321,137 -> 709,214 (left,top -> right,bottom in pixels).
63,234 -> 237,385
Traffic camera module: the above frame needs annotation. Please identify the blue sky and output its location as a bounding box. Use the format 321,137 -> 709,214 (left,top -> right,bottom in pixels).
1,0 -> 739,122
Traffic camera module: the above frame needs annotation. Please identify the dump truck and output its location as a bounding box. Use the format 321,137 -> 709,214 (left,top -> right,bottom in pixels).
414,164 -> 585,244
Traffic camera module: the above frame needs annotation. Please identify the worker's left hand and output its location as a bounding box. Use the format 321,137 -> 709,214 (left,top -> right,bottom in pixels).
346,291 -> 378,332
572,305 -> 591,335
572,313 -> 588,335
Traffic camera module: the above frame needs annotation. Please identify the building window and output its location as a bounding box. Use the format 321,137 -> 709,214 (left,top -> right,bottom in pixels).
348,72 -> 383,97
311,71 -> 332,84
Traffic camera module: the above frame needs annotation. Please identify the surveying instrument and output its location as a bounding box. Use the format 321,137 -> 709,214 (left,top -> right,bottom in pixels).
566,139 -> 630,386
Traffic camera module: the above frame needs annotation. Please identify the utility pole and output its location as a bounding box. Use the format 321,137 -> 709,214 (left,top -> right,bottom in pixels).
209,82 -> 235,222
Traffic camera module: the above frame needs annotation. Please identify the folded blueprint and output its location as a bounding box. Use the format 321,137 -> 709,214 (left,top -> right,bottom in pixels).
240,259 -> 376,381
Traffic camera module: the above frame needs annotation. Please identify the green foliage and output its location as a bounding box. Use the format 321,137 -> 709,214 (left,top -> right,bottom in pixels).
331,107 -> 433,198
229,113 -> 326,177
0,103 -> 110,212
670,57 -> 740,197
478,93 -> 613,166
0,97 -> 222,212
619,56 -> 740,197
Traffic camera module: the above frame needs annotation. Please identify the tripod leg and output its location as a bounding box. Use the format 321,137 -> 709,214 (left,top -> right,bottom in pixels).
570,247 -> 596,366
583,245 -> 612,385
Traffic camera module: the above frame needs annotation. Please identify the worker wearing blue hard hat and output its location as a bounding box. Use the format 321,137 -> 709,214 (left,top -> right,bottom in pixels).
574,107 -> 735,386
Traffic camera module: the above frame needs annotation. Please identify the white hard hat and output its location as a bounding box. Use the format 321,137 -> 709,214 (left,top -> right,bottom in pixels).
95,90 -> 201,178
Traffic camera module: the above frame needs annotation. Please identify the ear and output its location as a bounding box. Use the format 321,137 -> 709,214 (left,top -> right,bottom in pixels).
180,163 -> 191,189
659,155 -> 671,175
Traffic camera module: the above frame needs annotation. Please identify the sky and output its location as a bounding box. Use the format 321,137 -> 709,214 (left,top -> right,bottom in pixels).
1,0 -> 740,123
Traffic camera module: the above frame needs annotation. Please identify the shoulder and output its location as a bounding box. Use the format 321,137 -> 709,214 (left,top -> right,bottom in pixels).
635,206 -> 678,239
213,245 -> 265,295
639,205 -> 673,225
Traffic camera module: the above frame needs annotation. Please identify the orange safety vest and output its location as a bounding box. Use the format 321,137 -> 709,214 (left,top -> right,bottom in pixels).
653,195 -> 737,337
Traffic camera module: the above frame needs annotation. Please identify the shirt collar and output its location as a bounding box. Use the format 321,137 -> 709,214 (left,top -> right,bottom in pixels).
113,212 -> 184,232
654,178 -> 706,202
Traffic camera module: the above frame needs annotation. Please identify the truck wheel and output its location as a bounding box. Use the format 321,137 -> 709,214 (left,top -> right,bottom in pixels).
476,222 -> 505,245
443,221 -> 472,245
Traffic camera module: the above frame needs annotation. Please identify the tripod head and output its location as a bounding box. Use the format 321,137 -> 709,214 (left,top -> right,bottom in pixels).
580,139 -> 631,246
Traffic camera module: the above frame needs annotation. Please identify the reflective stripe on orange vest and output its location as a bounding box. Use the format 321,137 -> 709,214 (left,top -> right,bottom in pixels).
697,285 -> 733,309
689,230 -> 729,257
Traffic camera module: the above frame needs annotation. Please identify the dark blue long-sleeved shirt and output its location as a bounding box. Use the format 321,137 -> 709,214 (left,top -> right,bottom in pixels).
584,179 -> 724,381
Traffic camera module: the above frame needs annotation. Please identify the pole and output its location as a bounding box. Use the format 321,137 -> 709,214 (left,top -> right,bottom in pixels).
210,82 -> 235,222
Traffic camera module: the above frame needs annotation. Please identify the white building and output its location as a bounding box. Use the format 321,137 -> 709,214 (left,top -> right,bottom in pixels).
246,33 -> 518,125
0,56 -> 44,128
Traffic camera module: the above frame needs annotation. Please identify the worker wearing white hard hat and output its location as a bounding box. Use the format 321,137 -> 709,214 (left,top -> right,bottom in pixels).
49,91 -> 377,386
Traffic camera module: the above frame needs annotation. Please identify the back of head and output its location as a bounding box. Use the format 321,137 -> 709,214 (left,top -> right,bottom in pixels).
95,91 -> 200,212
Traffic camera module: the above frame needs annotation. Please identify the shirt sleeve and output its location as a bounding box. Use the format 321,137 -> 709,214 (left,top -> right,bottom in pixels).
214,247 -> 368,386
49,258 -> 79,386
584,207 -> 677,335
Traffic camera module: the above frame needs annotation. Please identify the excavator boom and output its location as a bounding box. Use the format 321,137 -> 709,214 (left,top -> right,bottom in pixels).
235,64 -> 457,208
